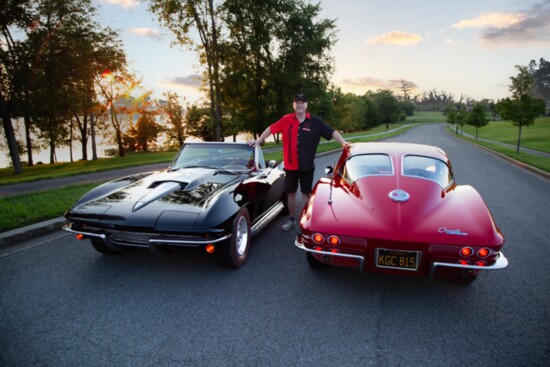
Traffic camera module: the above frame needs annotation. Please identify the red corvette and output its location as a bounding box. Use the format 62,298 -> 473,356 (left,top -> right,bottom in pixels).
295,142 -> 508,283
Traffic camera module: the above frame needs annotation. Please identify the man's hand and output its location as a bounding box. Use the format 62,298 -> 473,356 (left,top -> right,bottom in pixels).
247,139 -> 260,147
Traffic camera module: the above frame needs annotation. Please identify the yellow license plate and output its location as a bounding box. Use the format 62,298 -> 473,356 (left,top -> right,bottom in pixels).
376,248 -> 420,271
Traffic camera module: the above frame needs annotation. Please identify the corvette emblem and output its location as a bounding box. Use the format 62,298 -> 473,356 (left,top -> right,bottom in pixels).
388,189 -> 410,202
438,227 -> 468,236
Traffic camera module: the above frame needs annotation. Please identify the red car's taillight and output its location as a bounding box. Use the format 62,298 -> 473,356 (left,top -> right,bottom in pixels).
328,235 -> 340,246
477,248 -> 490,258
459,247 -> 473,257
312,233 -> 324,244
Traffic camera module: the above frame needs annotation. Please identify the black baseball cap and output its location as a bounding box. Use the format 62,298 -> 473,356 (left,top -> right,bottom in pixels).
293,93 -> 307,102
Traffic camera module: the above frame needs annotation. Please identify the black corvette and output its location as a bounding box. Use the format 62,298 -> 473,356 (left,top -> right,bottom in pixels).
63,142 -> 286,268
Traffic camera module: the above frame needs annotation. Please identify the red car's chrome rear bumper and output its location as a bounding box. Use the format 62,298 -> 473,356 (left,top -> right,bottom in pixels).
295,235 -> 366,272
429,253 -> 508,277
295,235 -> 508,277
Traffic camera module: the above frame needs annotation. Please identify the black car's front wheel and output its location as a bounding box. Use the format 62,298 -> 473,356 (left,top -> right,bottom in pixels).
217,208 -> 251,268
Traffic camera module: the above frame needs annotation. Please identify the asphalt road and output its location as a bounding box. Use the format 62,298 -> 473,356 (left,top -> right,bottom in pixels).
1,124 -> 549,366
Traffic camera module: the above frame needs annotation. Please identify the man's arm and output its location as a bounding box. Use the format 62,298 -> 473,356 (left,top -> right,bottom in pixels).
247,126 -> 272,147
332,130 -> 350,148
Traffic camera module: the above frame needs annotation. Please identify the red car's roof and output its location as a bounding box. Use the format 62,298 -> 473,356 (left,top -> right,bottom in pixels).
347,142 -> 450,164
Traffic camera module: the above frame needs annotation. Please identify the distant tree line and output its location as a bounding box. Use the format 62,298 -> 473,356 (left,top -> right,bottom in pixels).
1,0 -> 548,174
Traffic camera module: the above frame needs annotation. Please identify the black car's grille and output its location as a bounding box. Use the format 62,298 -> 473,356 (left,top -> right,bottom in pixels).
106,229 -> 226,246
109,230 -> 152,245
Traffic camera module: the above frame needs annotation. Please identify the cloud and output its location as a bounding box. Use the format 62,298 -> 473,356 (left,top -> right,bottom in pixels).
126,28 -> 163,41
451,12 -> 525,30
342,77 -> 418,93
452,1 -> 550,45
365,31 -> 422,46
162,75 -> 203,89
100,0 -> 140,9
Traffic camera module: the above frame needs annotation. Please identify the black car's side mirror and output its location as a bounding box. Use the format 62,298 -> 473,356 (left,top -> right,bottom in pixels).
325,166 -> 334,177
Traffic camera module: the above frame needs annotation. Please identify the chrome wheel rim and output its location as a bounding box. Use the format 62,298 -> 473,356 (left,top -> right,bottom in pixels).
235,216 -> 249,257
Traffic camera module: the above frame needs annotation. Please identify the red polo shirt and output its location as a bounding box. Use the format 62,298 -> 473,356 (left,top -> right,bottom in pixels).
270,112 -> 334,171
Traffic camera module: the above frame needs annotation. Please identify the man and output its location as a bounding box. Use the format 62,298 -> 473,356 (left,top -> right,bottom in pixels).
248,93 -> 348,230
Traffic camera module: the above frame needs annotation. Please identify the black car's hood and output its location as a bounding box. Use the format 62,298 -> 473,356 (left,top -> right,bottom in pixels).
67,168 -> 241,228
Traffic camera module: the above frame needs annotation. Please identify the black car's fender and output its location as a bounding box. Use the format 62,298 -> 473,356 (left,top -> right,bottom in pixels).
194,181 -> 250,231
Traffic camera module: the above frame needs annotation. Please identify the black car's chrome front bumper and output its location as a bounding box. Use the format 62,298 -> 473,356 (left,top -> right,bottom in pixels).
63,223 -> 231,253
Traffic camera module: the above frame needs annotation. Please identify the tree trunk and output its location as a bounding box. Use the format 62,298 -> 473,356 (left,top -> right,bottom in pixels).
49,137 -> 56,164
81,114 -> 88,161
516,125 -> 522,154
69,120 -> 74,162
91,112 -> 97,160
0,92 -> 22,174
111,107 -> 125,157
24,115 -> 33,166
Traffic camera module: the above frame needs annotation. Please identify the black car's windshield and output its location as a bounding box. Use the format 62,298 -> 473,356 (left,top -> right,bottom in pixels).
171,144 -> 256,172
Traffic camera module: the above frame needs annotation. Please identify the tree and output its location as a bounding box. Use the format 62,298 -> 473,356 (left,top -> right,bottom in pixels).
456,108 -> 467,136
97,70 -> 141,157
161,92 -> 186,149
529,58 -> 550,110
1,0 -> 126,170
186,103 -> 215,141
467,102 -> 489,140
496,65 -> 546,153
148,0 -> 224,141
446,108 -> 458,134
369,89 -> 400,126
220,0 -> 337,138
68,26 -> 126,161
126,113 -> 159,152
0,0 -> 35,173
399,79 -> 413,101
342,96 -> 368,132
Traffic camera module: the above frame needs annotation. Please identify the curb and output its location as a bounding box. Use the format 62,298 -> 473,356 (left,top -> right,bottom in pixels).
0,217 -> 67,251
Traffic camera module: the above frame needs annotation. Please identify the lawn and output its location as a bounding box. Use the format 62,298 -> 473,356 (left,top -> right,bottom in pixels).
459,116 -> 550,153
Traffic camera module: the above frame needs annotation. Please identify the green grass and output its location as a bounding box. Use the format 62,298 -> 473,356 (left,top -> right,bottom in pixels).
406,111 -> 446,123
447,116 -> 550,173
464,139 -> 550,172
0,183 -> 98,232
459,116 -> 550,153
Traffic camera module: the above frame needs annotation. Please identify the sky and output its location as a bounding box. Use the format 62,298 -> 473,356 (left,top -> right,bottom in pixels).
94,0 -> 550,103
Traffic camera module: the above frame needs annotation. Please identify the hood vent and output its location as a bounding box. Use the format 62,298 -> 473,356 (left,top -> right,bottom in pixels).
133,168 -> 218,212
